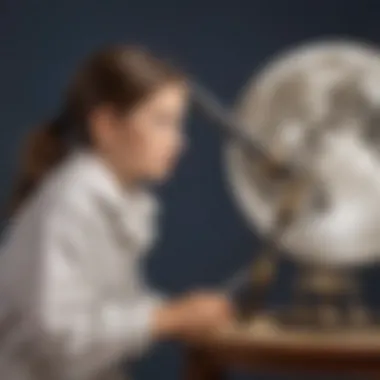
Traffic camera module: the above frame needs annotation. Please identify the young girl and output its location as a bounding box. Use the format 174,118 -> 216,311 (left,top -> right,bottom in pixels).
0,46 -> 233,380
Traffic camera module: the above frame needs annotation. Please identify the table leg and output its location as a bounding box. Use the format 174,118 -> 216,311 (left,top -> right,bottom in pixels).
184,348 -> 224,380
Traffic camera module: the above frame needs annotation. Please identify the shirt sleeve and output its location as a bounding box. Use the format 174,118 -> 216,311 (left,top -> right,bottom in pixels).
34,200 -> 164,379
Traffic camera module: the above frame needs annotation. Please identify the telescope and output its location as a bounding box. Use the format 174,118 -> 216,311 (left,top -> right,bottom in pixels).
192,40 -> 380,329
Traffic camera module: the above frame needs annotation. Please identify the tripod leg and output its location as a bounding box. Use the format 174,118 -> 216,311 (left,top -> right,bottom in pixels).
344,274 -> 369,327
238,251 -> 279,321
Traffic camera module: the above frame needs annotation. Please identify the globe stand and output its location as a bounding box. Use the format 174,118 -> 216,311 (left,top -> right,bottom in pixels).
235,178 -> 377,331
234,249 -> 379,332
276,266 -> 372,330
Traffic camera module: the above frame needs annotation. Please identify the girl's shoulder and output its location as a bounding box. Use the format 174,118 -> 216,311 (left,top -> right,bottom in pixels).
29,152 -> 104,228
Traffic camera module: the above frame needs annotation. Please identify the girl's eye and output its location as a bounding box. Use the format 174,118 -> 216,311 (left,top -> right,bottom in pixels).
154,112 -> 183,131
152,111 -> 175,126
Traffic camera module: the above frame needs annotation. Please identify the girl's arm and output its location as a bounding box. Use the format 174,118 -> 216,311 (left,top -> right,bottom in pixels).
34,201 -> 164,379
31,198 -> 232,379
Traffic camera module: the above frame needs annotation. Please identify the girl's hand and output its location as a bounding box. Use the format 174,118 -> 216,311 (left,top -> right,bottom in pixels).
152,292 -> 234,340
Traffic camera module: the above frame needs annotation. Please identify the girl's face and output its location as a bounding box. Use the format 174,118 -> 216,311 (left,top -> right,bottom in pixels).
93,82 -> 189,184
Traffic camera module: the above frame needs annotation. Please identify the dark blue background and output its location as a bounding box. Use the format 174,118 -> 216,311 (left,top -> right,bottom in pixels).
1,1 -> 380,379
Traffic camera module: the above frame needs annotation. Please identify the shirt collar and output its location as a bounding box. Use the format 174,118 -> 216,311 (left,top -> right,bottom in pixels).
69,149 -> 160,252
70,149 -> 157,211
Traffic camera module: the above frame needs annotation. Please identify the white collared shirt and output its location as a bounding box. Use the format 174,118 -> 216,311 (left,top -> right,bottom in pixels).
0,150 -> 164,380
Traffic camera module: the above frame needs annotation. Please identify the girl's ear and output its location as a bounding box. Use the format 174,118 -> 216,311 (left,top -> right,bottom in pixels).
88,105 -> 119,151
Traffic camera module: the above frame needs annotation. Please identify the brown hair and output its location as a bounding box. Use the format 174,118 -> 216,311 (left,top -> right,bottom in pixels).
8,45 -> 185,217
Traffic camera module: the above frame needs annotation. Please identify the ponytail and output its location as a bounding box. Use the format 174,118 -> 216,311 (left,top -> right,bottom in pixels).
7,114 -> 71,218
6,45 -> 187,218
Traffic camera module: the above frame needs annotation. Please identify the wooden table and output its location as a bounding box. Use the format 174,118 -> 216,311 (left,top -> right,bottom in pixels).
184,316 -> 380,379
